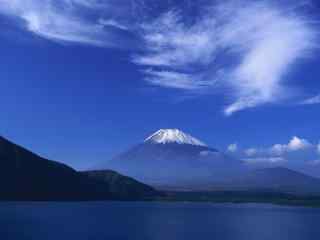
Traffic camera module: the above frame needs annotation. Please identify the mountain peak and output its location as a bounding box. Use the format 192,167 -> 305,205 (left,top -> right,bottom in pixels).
144,129 -> 207,147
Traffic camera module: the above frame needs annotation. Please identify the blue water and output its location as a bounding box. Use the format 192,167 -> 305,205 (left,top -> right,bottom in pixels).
1,202 -> 320,240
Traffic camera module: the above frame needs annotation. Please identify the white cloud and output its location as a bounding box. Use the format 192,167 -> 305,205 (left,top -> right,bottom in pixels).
288,136 -> 312,151
245,148 -> 258,157
270,136 -> 312,155
134,1 -> 318,115
227,143 -> 238,152
133,10 -> 218,68
98,19 -> 128,31
142,69 -> 216,90
0,0 -> 126,46
0,0 -> 318,115
221,2 -> 317,115
240,136 -> 320,168
66,0 -> 108,9
301,94 -> 320,105
243,156 -> 285,164
270,144 -> 287,155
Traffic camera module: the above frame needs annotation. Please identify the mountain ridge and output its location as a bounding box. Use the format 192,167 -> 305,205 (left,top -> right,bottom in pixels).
104,129 -> 244,188
219,167 -> 320,194
82,170 -> 161,199
0,135 -> 160,201
2,133 -> 320,206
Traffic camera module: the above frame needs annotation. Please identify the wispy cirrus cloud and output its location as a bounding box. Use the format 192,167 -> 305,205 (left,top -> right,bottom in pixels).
143,69 -> 217,90
0,0 -> 318,115
134,1 -> 318,115
0,0 -> 132,46
300,94 -> 320,105
132,9 -> 221,91
133,10 -> 218,68
98,18 -> 129,31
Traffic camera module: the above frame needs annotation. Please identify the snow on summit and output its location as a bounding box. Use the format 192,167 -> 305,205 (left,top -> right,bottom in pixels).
144,129 -> 207,147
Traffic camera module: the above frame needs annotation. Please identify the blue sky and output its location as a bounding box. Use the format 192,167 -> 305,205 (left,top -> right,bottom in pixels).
0,0 -> 320,170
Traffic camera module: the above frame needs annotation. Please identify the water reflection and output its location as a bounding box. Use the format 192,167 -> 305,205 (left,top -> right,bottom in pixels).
1,202 -> 320,240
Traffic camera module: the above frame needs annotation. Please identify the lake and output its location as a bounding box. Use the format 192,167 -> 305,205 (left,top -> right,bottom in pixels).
1,202 -> 319,240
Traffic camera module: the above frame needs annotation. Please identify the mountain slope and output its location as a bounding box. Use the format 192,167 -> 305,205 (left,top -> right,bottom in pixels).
82,170 -> 161,199
221,167 -> 320,194
104,129 -> 244,188
0,136 -> 114,200
0,136 -> 159,200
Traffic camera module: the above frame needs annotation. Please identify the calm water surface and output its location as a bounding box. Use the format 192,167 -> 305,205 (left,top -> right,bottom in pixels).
1,202 -> 319,240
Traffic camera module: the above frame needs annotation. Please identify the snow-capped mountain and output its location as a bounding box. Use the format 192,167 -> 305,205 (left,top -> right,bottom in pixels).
145,129 -> 207,147
103,129 -> 244,189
